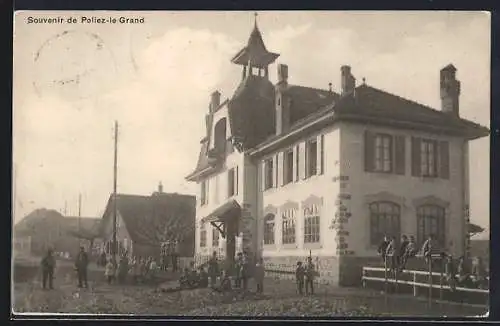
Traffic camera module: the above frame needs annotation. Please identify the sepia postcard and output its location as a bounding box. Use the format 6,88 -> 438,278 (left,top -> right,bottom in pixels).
12,10 -> 491,318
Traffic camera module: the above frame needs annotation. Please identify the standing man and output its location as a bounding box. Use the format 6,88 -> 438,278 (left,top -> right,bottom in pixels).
207,251 -> 220,287
41,248 -> 56,290
75,246 -> 89,288
305,256 -> 316,295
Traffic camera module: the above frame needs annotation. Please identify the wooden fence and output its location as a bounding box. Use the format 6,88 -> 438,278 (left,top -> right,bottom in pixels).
361,255 -> 489,307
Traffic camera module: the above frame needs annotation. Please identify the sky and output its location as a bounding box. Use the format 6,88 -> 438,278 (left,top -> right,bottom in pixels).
13,11 -> 490,238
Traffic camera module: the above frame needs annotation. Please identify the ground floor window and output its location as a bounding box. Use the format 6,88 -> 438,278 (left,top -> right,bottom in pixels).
264,213 -> 275,245
369,201 -> 401,245
282,209 -> 297,244
200,223 -> 207,248
304,205 -> 320,243
212,228 -> 219,247
417,205 -> 445,248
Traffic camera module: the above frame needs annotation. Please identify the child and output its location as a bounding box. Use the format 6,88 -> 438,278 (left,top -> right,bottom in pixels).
179,268 -> 190,289
213,270 -> 232,293
198,266 -> 209,288
105,258 -> 116,285
295,261 -> 305,295
254,257 -> 265,294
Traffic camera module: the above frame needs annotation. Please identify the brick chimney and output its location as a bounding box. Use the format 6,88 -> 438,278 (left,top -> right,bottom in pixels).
341,65 -> 356,95
158,181 -> 163,193
276,64 -> 290,135
209,90 -> 221,112
440,64 -> 460,116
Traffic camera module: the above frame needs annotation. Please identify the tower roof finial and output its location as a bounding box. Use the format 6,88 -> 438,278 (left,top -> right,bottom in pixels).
254,12 -> 258,28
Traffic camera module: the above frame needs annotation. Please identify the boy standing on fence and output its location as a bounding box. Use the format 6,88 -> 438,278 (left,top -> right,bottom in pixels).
295,261 -> 305,295
305,257 -> 316,295
377,235 -> 390,263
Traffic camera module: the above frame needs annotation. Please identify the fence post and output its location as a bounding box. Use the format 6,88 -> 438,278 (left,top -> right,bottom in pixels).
362,268 -> 366,288
428,256 -> 432,308
413,271 -> 418,297
440,256 -> 444,302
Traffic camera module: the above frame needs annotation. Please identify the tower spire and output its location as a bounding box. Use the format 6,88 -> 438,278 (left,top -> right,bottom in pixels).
254,12 -> 258,29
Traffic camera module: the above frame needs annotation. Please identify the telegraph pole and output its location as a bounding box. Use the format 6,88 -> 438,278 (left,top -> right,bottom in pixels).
112,121 -> 119,264
78,193 -> 82,246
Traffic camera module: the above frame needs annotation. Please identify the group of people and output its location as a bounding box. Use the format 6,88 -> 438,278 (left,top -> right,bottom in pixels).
443,253 -> 488,290
104,254 -> 160,285
178,251 -> 266,294
40,246 -> 89,290
295,256 -> 318,295
378,234 -> 425,272
378,234 -> 489,290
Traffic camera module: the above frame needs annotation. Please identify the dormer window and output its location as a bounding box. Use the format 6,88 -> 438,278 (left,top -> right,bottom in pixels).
211,118 -> 227,157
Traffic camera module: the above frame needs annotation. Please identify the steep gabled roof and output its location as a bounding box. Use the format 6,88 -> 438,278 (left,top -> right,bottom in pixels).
100,193 -> 196,246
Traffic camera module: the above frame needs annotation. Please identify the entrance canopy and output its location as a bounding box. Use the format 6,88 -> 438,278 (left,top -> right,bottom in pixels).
201,200 -> 241,224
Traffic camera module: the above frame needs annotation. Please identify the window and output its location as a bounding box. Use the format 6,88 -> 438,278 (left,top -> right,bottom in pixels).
263,214 -> 275,245
411,137 -> 449,179
228,168 -> 236,197
212,228 -> 219,247
200,223 -> 207,248
365,131 -> 406,175
420,139 -> 438,177
213,118 -> 227,155
306,139 -> 318,178
304,205 -> 320,243
283,149 -> 294,185
374,134 -> 392,172
200,180 -> 208,206
282,209 -> 297,244
319,134 -> 325,174
264,158 -> 274,190
369,202 -> 401,246
295,145 -> 300,181
417,205 -> 445,248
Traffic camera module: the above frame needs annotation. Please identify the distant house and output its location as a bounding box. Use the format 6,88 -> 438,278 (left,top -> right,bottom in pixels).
13,208 -> 100,257
98,184 -> 196,260
470,239 -> 489,266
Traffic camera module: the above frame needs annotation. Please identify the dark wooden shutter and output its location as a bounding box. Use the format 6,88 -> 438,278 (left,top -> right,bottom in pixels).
236,166 -> 239,195
394,135 -> 406,175
275,154 -> 279,187
295,145 -> 300,182
411,137 -> 421,177
320,134 -> 325,175
439,140 -> 450,179
364,130 -> 375,172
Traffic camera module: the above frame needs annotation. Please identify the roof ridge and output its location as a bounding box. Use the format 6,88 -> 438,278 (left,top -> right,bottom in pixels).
357,84 -> 442,114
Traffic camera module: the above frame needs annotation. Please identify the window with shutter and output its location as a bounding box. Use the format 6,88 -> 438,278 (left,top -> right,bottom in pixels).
264,158 -> 274,190
439,141 -> 450,179
228,168 -> 235,197
411,137 -> 421,177
420,139 -> 438,177
394,135 -> 406,175
374,134 -> 392,172
295,144 -> 300,182
364,130 -> 375,172
283,149 -> 294,185
306,139 -> 318,178
319,134 -> 325,175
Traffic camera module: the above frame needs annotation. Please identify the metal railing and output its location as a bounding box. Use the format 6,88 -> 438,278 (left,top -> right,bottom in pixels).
361,254 -> 489,307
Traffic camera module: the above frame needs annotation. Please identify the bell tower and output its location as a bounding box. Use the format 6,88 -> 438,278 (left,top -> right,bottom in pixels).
230,13 -> 280,80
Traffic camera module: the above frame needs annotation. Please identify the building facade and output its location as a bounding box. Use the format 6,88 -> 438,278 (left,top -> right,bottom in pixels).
185,21 -> 489,285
